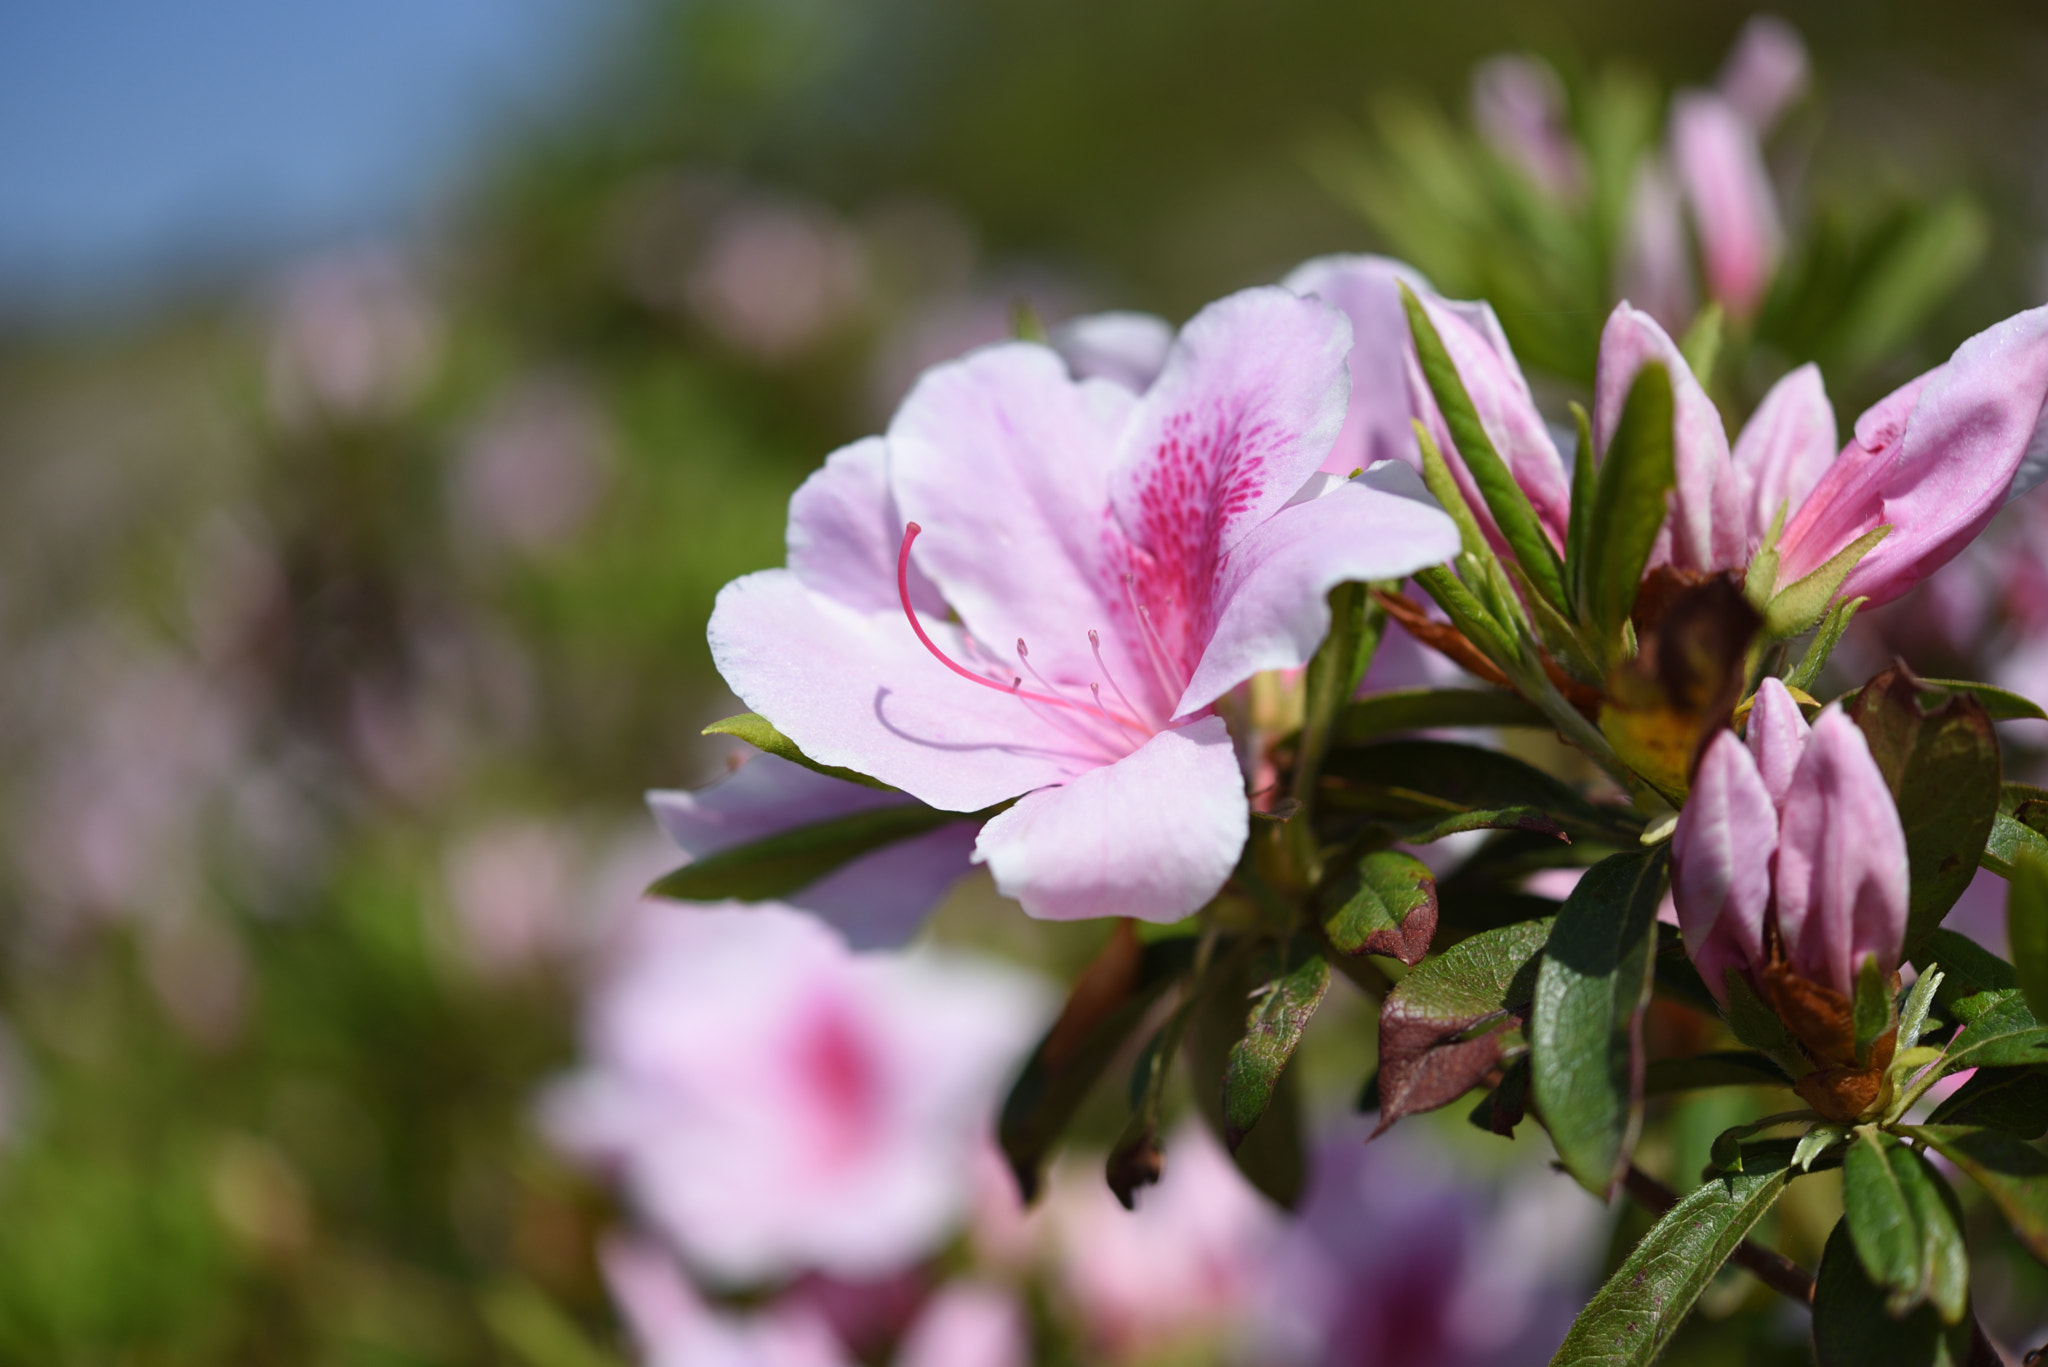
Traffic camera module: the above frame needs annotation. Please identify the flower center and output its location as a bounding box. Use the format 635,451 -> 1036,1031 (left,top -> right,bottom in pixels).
896,522 -> 1169,762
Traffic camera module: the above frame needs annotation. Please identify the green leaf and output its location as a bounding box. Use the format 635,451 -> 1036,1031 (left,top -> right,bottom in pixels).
1185,950 -> 1306,1208
647,802 -> 964,902
1678,302 -> 1724,385
1107,1013 -> 1182,1209
2012,851 -> 2048,1024
1221,949 -> 1330,1151
1373,918 -> 1551,1132
1467,1055 -> 1531,1137
1824,195 -> 1990,372
1292,583 -> 1386,806
1228,1061 -> 1306,1209
999,933 -> 1194,1202
1643,1051 -> 1789,1095
1331,687 -> 1548,742
1898,967 -> 1943,1054
1917,679 -> 2048,722
1944,990 -> 2048,1070
1320,850 -> 1437,965
1320,739 -> 1642,844
1531,847 -> 1669,1196
1927,1067 -> 2048,1138
1784,595 -> 1865,694
1401,282 -> 1569,613
1812,1218 -> 1976,1367
1412,419 -> 1494,562
1795,1122 -> 1852,1173
1909,1124 -> 2048,1265
1846,669 -> 2002,951
1548,1140 -> 1794,1365
1577,363 -> 1676,664
701,712 -> 895,790
1564,401 -> 1595,614
1985,810 -> 2048,878
1844,1130 -> 1970,1322
1855,956 -> 1895,1064
1762,526 -> 1890,638
1916,928 -> 2016,1003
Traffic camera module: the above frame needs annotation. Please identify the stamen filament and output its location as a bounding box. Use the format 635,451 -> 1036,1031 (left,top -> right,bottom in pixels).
1018,638 -> 1146,740
898,524 -> 1081,710
1089,629 -> 1158,731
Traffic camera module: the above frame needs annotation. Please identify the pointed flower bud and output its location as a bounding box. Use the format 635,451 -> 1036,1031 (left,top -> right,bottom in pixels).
1670,91 -> 1783,321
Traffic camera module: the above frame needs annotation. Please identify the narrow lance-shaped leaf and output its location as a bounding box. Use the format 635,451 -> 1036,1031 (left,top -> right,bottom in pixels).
1812,1218 -> 1977,1367
1531,846 -> 1669,1197
1373,918 -> 1551,1134
1331,687 -> 1548,743
1292,583 -> 1386,806
1908,1124 -> 2048,1265
1320,739 -> 1644,844
1784,595 -> 1864,694
648,802 -> 966,902
1549,1140 -> 1794,1367
2010,850 -> 2048,1024
1401,283 -> 1570,613
1563,401 -> 1595,616
1578,363 -> 1676,666
1221,948 -> 1330,1150
1915,680 -> 2048,723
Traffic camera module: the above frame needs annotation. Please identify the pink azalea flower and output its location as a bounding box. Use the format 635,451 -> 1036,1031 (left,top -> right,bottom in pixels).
542,903 -> 1050,1287
892,1283 -> 1031,1367
1672,680 -> 1909,1003
1593,301 -> 2048,607
1670,91 -> 1783,320
1617,158 -> 1696,334
709,288 -> 1460,923
648,753 -> 979,949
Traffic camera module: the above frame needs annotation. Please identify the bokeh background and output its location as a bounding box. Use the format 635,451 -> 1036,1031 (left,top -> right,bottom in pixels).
6,1 -> 2048,1362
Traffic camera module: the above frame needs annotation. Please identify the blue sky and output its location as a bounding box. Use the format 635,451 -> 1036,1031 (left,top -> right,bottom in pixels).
0,0 -> 627,316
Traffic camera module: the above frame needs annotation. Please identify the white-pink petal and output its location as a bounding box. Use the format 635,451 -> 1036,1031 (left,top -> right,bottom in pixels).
1671,730 -> 1777,1005
1280,254 -> 1432,476
973,716 -> 1247,923
1743,676 -> 1812,810
1051,311 -> 1175,392
1732,364 -> 1837,557
787,437 -> 944,616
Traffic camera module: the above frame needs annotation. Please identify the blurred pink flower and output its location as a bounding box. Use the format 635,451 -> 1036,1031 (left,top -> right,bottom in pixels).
1670,91 -> 1783,320
1717,15 -> 1809,135
648,753 -> 979,950
544,903 -> 1049,1287
453,376 -> 613,556
892,1282 -> 1030,1367
710,288 -> 1458,923
687,198 -> 870,361
601,1236 -> 856,1367
1045,1120 -> 1280,1362
1616,158 -> 1696,334
265,247 -> 442,426
1471,55 -> 1587,201
441,819 -> 582,979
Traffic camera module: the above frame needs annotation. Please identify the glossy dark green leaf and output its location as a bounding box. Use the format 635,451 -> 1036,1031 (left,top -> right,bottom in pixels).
1185,952 -> 1306,1209
999,934 -> 1194,1202
1916,928 -> 2016,1008
1320,739 -> 1642,844
1321,850 -> 1437,965
1401,282 -> 1569,613
1578,363 -> 1676,662
1228,1063 -> 1306,1209
1985,810 -> 2048,878
1846,668 -> 2001,950
1843,1131 -> 1969,1322
1221,950 -> 1329,1150
1813,1219 -> 1975,1367
1373,918 -> 1550,1133
701,712 -> 895,790
1548,1139 -> 1793,1366
1916,679 -> 2048,722
1331,686 -> 1548,743
1927,1067 -> 2048,1139
1944,990 -> 2048,1071
647,802 -> 962,902
2012,851 -> 2048,1024
1643,1051 -> 1789,1095
1531,846 -> 1669,1196
1910,1124 -> 2048,1264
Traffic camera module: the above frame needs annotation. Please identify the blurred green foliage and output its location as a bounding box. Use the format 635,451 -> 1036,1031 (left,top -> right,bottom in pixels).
4,0 -> 2048,1362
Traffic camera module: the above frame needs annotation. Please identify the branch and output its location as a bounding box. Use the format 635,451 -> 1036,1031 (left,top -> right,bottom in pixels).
1621,1163 -> 1814,1305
